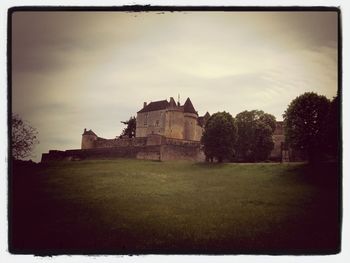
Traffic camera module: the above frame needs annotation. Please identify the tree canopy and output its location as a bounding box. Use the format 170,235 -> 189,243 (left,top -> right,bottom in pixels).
12,114 -> 39,160
283,92 -> 331,163
235,110 -> 276,162
201,111 -> 237,163
120,116 -> 136,138
324,95 -> 340,158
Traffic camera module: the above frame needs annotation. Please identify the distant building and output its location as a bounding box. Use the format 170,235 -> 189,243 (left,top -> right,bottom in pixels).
270,121 -> 286,161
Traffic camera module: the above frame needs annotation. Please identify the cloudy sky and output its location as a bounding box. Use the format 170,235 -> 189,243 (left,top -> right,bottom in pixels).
11,10 -> 338,162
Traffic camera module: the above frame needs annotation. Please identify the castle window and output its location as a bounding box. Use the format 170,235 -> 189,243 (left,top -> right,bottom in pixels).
156,120 -> 159,126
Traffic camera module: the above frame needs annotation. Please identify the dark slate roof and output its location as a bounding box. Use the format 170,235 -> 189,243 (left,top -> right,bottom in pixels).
83,129 -> 97,136
183,98 -> 197,114
137,100 -> 169,113
198,116 -> 205,127
169,97 -> 176,107
198,112 -> 210,127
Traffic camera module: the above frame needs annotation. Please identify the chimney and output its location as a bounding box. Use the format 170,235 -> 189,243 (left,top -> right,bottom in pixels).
143,102 -> 147,108
84,128 -> 86,133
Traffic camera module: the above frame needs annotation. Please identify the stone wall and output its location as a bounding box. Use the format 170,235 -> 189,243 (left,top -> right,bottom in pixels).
164,109 -> 185,140
42,145 -> 163,162
136,148 -> 161,161
94,137 -> 147,148
160,144 -> 205,161
42,135 -> 204,163
136,109 -> 166,137
164,136 -> 200,146
146,134 -> 166,146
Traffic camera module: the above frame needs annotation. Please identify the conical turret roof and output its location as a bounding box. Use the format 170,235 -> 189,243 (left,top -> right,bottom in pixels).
183,97 -> 197,114
169,97 -> 177,107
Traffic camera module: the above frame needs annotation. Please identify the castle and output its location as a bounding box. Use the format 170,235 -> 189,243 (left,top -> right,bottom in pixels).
81,97 -> 209,150
43,97 -> 209,162
42,97 -> 289,162
136,97 -> 210,141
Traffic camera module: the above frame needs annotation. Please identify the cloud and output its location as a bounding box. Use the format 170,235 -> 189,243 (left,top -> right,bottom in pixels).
11,11 -> 338,162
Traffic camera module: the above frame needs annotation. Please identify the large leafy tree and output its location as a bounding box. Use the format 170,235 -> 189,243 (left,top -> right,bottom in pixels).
201,111 -> 237,163
12,114 -> 39,160
235,110 -> 276,162
120,116 -> 136,138
283,92 -> 331,163
324,95 -> 340,159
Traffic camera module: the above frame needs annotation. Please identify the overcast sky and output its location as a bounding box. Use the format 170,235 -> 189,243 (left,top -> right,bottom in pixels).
11,11 -> 338,162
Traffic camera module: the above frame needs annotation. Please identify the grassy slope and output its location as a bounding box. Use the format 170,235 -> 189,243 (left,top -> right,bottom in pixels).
10,159 -> 340,254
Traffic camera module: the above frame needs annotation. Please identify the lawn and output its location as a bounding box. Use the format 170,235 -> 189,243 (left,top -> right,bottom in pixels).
10,159 -> 340,255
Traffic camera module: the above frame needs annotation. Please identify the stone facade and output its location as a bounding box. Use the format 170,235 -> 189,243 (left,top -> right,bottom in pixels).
270,121 -> 285,160
136,97 -> 209,141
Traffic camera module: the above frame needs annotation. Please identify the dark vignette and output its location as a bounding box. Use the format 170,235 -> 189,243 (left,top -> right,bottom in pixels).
7,5 -> 342,257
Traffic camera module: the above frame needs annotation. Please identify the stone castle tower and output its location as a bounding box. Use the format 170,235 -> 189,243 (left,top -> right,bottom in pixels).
136,97 -> 210,141
81,128 -> 98,149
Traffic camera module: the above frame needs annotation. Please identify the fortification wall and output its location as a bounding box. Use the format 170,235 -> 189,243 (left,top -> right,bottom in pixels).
136,148 -> 161,160
160,144 -> 205,161
146,134 -> 166,145
164,136 -> 200,146
94,137 -> 147,148
41,150 -> 67,162
42,145 -> 163,162
42,135 -> 204,162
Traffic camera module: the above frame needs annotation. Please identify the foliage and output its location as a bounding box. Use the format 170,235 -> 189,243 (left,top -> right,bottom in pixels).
235,110 -> 276,162
283,92 -> 331,163
120,116 -> 136,138
11,114 -> 39,160
201,111 -> 237,162
324,95 -> 340,159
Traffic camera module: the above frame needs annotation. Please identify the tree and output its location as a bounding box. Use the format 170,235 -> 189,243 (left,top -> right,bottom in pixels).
235,110 -> 276,162
201,111 -> 237,163
283,92 -> 331,163
11,114 -> 39,160
324,95 -> 340,159
120,116 -> 136,138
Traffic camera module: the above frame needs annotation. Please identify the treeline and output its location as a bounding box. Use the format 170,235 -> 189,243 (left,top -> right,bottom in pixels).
202,92 -> 340,163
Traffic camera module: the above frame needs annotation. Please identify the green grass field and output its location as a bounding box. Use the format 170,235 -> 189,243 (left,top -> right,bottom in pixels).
10,159 -> 340,254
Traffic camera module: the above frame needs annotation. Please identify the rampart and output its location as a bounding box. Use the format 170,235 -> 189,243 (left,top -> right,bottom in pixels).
94,137 -> 147,148
42,134 -> 204,162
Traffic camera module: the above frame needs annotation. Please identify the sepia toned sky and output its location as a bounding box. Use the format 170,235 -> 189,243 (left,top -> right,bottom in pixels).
11,11 -> 338,161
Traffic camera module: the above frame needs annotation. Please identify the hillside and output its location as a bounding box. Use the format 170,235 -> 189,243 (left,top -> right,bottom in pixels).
10,159 -> 340,254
